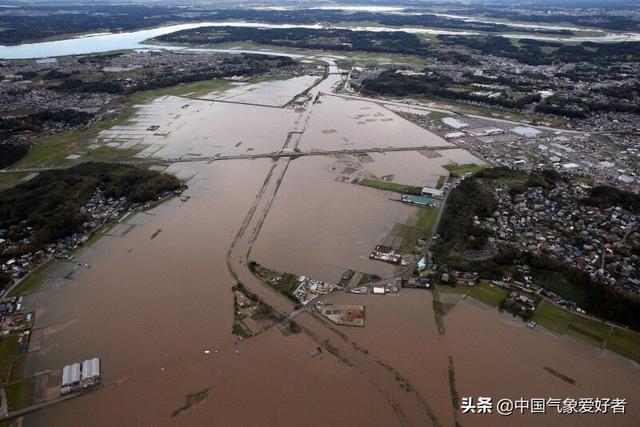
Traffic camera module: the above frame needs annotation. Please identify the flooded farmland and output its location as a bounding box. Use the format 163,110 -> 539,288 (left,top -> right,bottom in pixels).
251,155 -> 418,282
16,72 -> 638,427
448,301 -> 640,426
298,95 -> 450,151
250,148 -> 483,282
97,94 -> 301,160
24,159 -> 401,426
206,75 -> 321,106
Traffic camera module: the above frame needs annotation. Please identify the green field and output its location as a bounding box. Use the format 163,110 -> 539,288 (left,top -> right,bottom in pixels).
8,272 -> 45,297
532,300 -> 574,334
607,328 -> 640,363
248,262 -> 300,302
443,163 -> 487,178
414,208 -> 439,231
467,282 -> 509,307
1,335 -> 31,408
567,314 -> 611,347
0,172 -> 30,190
576,176 -> 594,186
53,49 -> 136,63
358,178 -> 419,194
5,378 -> 36,411
0,355 -> 25,384
533,300 -> 640,362
154,40 -> 430,69
0,334 -> 19,357
390,223 -> 426,253
427,111 -> 450,120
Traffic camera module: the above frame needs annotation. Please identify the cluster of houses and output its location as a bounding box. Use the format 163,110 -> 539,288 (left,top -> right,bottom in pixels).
440,270 -> 480,287
398,108 -> 639,192
481,180 -> 640,294
502,290 -> 538,321
0,296 -> 32,334
0,189 -> 142,295
293,276 -> 336,305
369,245 -> 406,265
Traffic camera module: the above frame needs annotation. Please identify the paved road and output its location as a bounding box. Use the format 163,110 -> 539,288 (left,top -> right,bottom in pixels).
0,145 -> 458,174
0,386 -> 7,419
2,392 -> 81,421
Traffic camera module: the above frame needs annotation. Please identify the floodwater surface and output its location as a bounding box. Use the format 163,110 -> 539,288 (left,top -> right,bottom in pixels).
448,301 -> 640,426
251,155 -> 417,282
298,95 -> 451,151
17,75 -> 638,427
98,95 -> 299,160
24,160 -> 400,426
208,75 -> 321,107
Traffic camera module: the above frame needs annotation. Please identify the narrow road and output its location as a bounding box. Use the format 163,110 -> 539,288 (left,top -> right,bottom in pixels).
3,392 -> 82,421
1,145 -> 458,175
0,386 -> 7,419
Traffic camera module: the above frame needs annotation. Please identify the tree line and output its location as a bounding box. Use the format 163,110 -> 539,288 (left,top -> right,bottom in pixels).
0,162 -> 182,261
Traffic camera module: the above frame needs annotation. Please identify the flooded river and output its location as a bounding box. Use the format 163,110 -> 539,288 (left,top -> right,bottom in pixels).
18,73 -> 638,426
1,19 -> 639,59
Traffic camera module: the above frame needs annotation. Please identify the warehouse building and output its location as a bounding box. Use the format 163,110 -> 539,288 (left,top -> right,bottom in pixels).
61,357 -> 101,395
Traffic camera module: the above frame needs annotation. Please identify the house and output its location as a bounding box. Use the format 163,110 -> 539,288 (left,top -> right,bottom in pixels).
372,286 -> 386,295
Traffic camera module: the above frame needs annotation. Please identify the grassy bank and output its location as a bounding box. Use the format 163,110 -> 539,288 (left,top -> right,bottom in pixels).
443,163 -> 487,178
467,282 -> 509,307
437,281 -> 640,363
0,172 -> 31,190
5,378 -> 36,411
7,272 -> 45,298
533,300 -> 640,362
358,178 -> 421,194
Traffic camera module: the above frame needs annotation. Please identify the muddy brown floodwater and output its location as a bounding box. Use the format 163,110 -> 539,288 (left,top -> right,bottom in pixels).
251,155 -> 418,282
19,72 -> 639,427
448,300 -> 640,427
24,160 -> 400,426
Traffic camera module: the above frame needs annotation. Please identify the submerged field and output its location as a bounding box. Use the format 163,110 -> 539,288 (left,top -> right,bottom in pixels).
2,71 -> 637,427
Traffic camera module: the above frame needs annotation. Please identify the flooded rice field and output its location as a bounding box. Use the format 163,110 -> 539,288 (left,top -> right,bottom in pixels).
97,95 -> 298,160
19,76 -> 638,426
447,301 -> 640,426
203,75 -> 321,107
251,155 -> 417,282
323,291 -> 455,426
298,95 -> 451,151
363,150 -> 484,187
24,160 -> 400,426
250,147 -> 482,282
